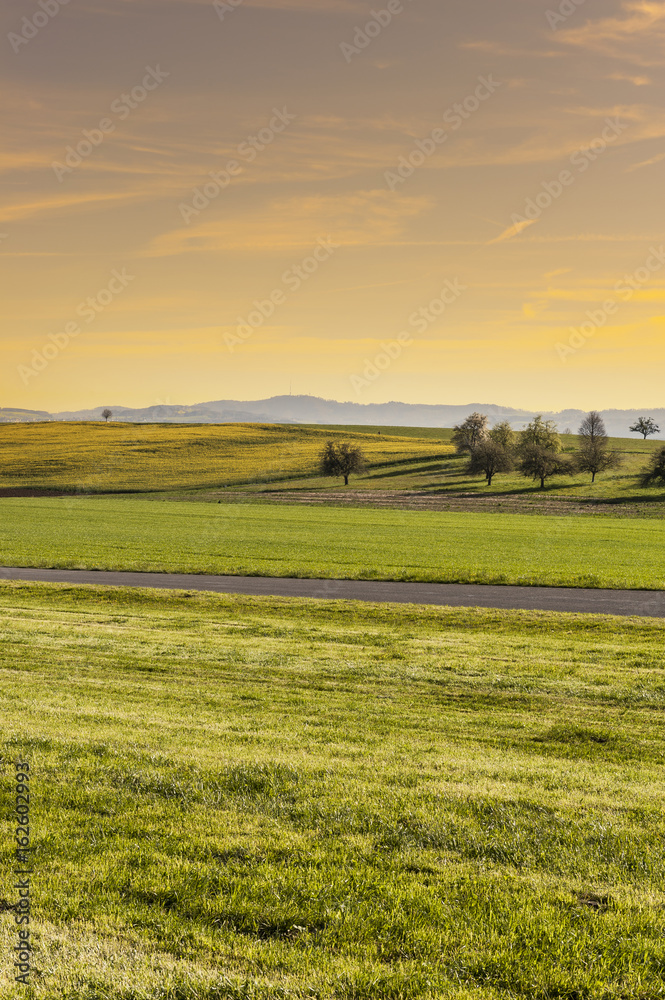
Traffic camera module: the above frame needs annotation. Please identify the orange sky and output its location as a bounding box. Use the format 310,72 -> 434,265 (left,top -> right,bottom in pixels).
2,0 -> 665,412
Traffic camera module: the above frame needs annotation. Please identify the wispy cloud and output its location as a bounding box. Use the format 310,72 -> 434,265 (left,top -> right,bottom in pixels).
77,0 -> 363,11
527,286 -> 665,303
459,39 -> 562,59
145,190 -> 430,257
625,151 -> 665,171
0,188 -> 153,223
557,1 -> 665,65
608,72 -> 652,85
487,219 -> 538,245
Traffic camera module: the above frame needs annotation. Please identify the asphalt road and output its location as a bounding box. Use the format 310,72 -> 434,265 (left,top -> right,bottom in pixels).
1,566 -> 664,618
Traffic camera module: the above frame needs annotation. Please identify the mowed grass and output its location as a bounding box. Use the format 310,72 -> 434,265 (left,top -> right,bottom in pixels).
2,497 -> 665,589
0,583 -> 664,999
0,423 -> 449,494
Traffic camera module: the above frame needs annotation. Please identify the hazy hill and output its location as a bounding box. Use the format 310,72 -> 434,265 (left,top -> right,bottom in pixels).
0,407 -> 51,422
1,396 -> 663,439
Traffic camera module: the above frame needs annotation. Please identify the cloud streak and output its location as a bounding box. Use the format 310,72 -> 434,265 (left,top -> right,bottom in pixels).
487,219 -> 538,245
145,190 -> 430,256
556,1 -> 665,65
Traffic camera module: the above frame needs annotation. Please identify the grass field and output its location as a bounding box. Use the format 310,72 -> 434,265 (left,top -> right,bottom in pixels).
0,423 -> 663,509
2,497 -> 665,590
0,423 -> 450,494
269,431 -> 664,505
301,424 -> 456,441
1,582 -> 664,999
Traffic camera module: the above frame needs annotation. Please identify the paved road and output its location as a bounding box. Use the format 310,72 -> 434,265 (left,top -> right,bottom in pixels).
1,566 -> 664,618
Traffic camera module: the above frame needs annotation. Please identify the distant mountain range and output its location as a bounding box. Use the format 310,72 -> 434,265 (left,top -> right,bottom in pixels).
1,396 -> 663,439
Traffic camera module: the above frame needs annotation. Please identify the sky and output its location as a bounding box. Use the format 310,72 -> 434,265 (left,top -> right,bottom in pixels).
2,0 -> 665,412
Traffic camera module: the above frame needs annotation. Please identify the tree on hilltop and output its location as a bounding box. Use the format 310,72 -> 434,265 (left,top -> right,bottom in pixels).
320,441 -> 366,486
101,409 -> 113,423
630,416 -> 660,440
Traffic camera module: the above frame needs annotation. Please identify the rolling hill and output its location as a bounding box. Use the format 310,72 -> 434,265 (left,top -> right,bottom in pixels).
1,396 -> 663,439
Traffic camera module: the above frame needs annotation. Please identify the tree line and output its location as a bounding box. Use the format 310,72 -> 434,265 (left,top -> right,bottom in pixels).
319,412 -> 665,488
454,411 -> 664,488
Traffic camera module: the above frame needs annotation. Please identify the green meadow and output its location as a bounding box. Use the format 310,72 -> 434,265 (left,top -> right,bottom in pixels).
1,582 -> 664,999
0,422 -> 663,507
1,422 -> 664,998
1,497 -> 665,589
271,430 -> 664,505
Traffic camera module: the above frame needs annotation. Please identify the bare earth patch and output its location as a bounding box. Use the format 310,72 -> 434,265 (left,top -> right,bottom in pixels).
202,489 -> 665,518
0,488 -> 70,498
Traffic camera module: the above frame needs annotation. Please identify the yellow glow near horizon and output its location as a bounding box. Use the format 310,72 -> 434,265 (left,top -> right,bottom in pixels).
2,0 -> 665,412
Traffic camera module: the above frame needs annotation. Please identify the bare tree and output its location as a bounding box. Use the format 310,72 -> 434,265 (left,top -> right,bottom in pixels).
467,440 -> 514,486
576,445 -> 621,484
579,411 -> 606,443
641,447 -> 665,486
630,416 -> 660,440
519,445 -> 573,490
320,441 -> 366,486
576,411 -> 621,483
101,408 -> 113,423
452,412 -> 488,454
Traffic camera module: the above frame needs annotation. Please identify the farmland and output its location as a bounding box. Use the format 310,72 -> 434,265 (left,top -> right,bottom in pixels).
0,422 -> 450,494
1,421 -> 664,998
2,497 -> 665,589
0,420 -> 663,592
1,582 -> 665,999
0,422 -> 663,510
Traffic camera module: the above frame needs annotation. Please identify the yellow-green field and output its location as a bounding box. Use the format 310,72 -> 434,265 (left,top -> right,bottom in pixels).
1,583 -> 665,999
0,423 -> 450,494
0,423 -> 663,510
1,421 -> 664,999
